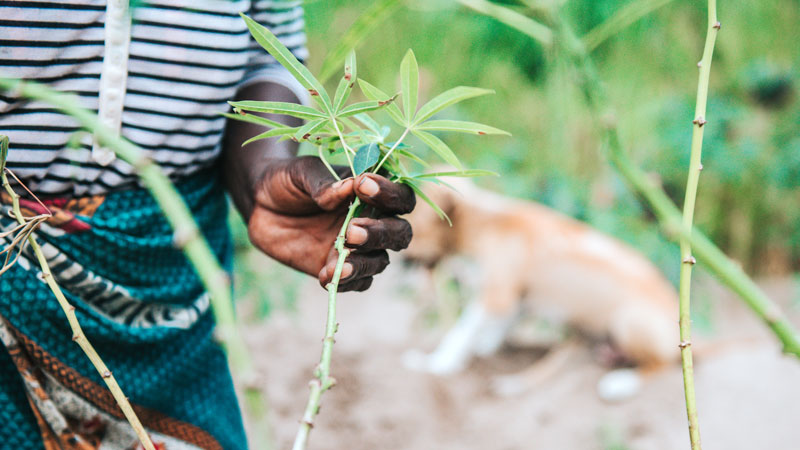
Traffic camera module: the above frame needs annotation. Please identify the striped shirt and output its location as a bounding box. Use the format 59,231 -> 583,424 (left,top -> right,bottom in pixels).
0,0 -> 308,196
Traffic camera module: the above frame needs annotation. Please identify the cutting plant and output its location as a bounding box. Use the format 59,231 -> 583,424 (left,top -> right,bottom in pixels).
229,14 -> 507,449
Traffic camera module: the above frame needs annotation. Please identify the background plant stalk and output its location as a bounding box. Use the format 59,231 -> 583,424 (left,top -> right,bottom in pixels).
0,137 -> 155,450
677,1 -> 719,447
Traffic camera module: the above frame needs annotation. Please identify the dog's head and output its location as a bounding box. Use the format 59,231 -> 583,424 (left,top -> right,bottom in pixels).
401,181 -> 462,267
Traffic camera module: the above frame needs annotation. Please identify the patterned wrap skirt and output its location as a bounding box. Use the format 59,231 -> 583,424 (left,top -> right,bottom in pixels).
0,169 -> 247,449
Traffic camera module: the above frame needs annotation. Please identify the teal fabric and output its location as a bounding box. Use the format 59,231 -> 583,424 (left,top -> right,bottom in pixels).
0,169 -> 246,449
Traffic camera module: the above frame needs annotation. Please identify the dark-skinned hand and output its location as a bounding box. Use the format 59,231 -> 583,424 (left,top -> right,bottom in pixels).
247,156 -> 415,292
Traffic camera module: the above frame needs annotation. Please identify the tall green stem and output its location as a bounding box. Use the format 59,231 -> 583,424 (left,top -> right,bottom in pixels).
678,2 -> 718,447
292,198 -> 360,450
0,79 -> 274,450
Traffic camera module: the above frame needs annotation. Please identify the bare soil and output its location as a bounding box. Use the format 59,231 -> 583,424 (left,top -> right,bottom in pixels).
243,259 -> 800,450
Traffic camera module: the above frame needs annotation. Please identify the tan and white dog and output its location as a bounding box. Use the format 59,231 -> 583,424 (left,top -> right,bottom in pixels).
401,177 -> 679,395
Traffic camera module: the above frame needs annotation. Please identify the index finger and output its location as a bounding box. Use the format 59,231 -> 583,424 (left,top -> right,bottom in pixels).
354,173 -> 416,215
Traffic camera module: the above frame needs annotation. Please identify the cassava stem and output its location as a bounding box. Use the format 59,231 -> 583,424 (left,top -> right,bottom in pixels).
0,79 -> 275,450
292,197 -> 360,450
677,2 -> 719,446
1,137 -> 155,450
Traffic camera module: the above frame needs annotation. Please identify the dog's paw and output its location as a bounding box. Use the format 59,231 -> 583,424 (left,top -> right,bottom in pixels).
402,349 -> 466,375
490,374 -> 528,397
596,368 -> 642,402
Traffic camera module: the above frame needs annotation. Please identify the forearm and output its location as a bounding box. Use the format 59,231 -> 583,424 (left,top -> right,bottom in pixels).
221,82 -> 303,219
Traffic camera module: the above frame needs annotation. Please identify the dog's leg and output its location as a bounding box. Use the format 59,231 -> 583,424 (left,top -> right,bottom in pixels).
490,340 -> 580,397
403,301 -> 492,375
473,309 -> 517,356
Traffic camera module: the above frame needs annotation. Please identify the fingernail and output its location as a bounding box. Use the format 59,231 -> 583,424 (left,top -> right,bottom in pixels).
333,179 -> 347,189
342,263 -> 353,279
319,266 -> 328,280
358,177 -> 379,197
346,225 -> 368,245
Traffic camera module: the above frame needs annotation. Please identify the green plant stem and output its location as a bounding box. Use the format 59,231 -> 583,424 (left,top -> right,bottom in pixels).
292,197 -> 360,450
373,127 -> 411,172
317,145 -> 342,181
676,3 -> 718,447
331,118 -> 357,174
582,0 -> 676,51
552,12 -> 800,447
457,0 -> 553,47
0,79 -> 274,450
532,0 -> 800,364
1,144 -> 155,450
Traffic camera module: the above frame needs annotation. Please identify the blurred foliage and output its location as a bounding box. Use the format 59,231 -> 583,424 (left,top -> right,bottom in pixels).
301,0 -> 799,279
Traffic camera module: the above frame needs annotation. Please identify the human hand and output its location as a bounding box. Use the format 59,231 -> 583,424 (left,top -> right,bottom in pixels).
247,156 -> 415,291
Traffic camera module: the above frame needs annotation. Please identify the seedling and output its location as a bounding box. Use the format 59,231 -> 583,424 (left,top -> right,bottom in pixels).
230,14 -> 507,449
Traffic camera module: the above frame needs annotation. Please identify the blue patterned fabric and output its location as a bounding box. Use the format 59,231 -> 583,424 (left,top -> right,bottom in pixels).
0,169 -> 246,449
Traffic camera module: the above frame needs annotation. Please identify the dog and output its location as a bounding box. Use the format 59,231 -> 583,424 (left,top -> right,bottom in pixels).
400,177 -> 680,397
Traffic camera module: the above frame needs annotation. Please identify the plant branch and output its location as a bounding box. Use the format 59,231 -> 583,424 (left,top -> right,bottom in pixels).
0,79 -> 275,450
457,0 -> 553,47
582,0 -> 676,51
373,127 -> 411,173
676,3 -> 718,446
293,197 -> 361,450
331,117 -> 357,175
1,139 -> 155,450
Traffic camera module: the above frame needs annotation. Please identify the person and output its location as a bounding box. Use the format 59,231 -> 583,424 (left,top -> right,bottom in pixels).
0,1 -> 414,449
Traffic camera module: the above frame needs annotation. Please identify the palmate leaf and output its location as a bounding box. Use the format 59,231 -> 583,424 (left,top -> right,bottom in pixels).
229,101 -> 326,120
220,112 -> 285,129
401,178 -> 451,226
293,118 -> 329,142
243,126 -> 300,146
411,129 -> 463,169
240,14 -> 332,114
352,113 -> 381,136
333,50 -> 358,114
358,79 -> 405,126
415,120 -> 509,136
394,148 -> 430,168
353,143 -> 380,175
412,87 -> 494,125
400,49 -> 419,123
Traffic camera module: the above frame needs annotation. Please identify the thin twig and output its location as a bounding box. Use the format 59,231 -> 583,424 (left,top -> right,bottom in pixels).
1,138 -> 155,450
582,0 -> 676,51
676,2 -> 718,447
0,80 -> 275,450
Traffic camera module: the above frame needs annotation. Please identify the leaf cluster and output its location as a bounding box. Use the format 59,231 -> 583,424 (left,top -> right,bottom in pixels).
229,14 -> 507,222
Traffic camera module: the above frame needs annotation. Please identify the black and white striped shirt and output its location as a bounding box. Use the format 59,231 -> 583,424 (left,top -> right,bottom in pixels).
0,0 -> 308,196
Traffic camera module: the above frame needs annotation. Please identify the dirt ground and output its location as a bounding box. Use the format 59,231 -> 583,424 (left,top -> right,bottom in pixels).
241,257 -> 800,450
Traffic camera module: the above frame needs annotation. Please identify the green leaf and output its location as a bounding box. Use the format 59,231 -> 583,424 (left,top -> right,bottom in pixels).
293,119 -> 329,142
332,50 -> 358,114
353,142 -> 380,175
353,113 -> 381,135
400,49 -> 419,123
413,169 -> 499,179
394,148 -> 430,168
229,101 -> 327,120
338,97 -> 397,118
358,79 -> 405,126
415,120 -> 510,136
401,178 -> 451,225
411,129 -> 463,169
220,112 -> 285,129
240,14 -> 332,113
318,0 -> 401,83
243,127 -> 299,146
413,87 -> 494,125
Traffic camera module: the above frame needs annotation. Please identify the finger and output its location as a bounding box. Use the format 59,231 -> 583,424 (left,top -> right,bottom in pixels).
345,217 -> 413,251
338,277 -> 374,292
289,156 -> 355,211
318,250 -> 389,286
354,174 -> 416,215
